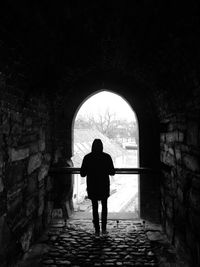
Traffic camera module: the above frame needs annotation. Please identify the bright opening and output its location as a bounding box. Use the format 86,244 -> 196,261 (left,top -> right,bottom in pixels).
72,90 -> 139,219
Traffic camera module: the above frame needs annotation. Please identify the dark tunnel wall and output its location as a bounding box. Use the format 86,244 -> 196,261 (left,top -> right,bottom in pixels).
0,1 -> 200,266
0,75 -> 53,265
156,84 -> 200,265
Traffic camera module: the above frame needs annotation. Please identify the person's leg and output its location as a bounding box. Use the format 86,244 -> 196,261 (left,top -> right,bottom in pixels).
61,201 -> 69,226
101,198 -> 108,233
91,199 -> 100,234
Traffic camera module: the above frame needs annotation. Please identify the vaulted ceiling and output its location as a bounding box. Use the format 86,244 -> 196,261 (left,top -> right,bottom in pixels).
1,1 -> 200,99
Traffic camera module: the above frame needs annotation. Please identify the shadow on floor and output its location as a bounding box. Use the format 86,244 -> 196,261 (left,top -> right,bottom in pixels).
15,217 -> 190,267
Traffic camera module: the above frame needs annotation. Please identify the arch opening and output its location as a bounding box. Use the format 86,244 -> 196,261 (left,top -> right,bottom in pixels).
71,90 -> 140,219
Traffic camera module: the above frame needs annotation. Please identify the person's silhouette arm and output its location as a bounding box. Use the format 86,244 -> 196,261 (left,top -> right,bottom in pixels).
80,156 -> 87,177
108,155 -> 115,176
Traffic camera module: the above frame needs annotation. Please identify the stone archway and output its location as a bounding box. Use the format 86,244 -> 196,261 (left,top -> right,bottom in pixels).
62,74 -> 160,223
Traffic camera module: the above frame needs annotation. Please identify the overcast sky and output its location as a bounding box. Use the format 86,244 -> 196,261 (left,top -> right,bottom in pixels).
76,91 -> 136,122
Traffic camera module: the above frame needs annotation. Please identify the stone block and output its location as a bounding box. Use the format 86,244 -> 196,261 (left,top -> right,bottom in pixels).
178,132 -> 184,142
183,154 -> 200,172
162,151 -> 175,166
175,148 -> 181,161
9,147 -> 29,162
160,133 -> 165,142
168,147 -> 175,155
165,131 -> 184,143
28,153 -> 42,174
38,164 -> 49,181
20,225 -> 33,252
166,132 -> 178,143
163,143 -> 168,151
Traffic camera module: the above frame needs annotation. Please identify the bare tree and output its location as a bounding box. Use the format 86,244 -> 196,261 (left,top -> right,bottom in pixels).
75,109 -> 138,143
87,108 -> 116,138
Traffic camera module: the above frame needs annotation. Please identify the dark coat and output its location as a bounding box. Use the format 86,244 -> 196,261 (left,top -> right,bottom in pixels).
80,151 -> 115,200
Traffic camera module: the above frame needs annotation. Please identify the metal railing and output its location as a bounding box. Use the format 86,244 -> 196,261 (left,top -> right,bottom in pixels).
50,167 -> 155,175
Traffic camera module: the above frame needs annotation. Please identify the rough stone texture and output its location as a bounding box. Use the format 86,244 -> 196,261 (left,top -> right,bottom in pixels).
16,219 -> 189,267
160,114 -> 200,266
28,153 -> 43,174
9,147 -> 30,162
0,76 -> 53,265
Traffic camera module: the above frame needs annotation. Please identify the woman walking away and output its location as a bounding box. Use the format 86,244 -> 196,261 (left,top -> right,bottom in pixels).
80,139 -> 115,236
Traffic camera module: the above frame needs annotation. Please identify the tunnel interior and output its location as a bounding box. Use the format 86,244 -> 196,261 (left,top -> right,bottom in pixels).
0,1 -> 200,266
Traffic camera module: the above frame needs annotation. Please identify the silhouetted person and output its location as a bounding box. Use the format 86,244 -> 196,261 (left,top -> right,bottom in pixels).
80,139 -> 115,235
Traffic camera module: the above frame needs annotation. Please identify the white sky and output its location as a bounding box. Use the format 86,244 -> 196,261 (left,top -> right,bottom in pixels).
76,91 -> 136,122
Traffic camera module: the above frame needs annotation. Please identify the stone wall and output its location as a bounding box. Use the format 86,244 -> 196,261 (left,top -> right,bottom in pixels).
160,112 -> 200,265
0,75 -> 53,266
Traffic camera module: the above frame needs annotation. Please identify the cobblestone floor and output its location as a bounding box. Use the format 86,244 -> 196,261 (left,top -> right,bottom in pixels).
42,220 -> 157,267
17,219 -> 187,267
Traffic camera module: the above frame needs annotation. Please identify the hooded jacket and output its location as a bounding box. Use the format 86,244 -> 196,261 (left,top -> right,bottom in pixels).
80,139 -> 115,200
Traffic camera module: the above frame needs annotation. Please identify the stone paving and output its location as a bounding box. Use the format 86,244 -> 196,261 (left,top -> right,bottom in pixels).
41,220 -> 157,267
17,219 -> 186,267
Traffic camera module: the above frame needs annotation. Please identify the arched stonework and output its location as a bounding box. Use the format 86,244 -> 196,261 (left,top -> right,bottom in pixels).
58,74 -> 160,223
